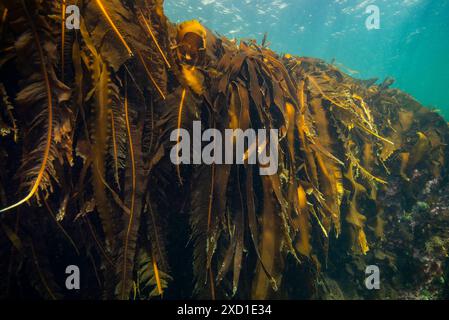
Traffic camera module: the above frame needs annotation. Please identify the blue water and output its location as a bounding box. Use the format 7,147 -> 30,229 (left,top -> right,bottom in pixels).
165,0 -> 449,120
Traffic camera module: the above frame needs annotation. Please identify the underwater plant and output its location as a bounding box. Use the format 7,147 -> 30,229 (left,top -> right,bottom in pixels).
0,0 -> 448,300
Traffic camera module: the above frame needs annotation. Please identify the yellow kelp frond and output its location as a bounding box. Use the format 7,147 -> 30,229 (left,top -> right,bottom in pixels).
176,20 -> 207,65
286,102 -> 296,161
152,251 -> 163,296
1,3 -> 53,213
176,88 -> 187,184
138,9 -> 171,69
315,153 -> 341,219
109,109 -> 120,188
357,122 -> 394,146
135,48 -> 166,99
380,130 -> 401,161
94,0 -> 133,57
344,162 -> 370,254
252,177 -> 282,299
91,57 -> 115,247
399,152 -> 411,181
334,168 -> 344,204
346,196 -> 370,254
310,142 -> 345,166
358,229 -> 370,255
177,20 -> 207,44
309,97 -> 343,232
295,184 -> 312,257
297,184 -> 308,209
310,207 -> 329,238
363,143 -> 374,172
357,161 -> 387,185
347,151 -> 388,185
408,131 -> 431,169
137,249 -> 172,299
352,93 -> 374,127
181,65 -> 204,95
307,69 -> 393,147
120,85 -> 136,300
228,85 -> 240,130
344,163 -> 367,194
306,75 -> 350,110
61,0 -> 66,80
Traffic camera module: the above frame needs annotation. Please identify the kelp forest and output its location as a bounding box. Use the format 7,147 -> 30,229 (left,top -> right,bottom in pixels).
0,0 -> 448,300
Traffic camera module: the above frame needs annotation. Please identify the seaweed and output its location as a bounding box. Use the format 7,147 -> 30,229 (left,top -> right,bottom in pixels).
0,0 -> 448,300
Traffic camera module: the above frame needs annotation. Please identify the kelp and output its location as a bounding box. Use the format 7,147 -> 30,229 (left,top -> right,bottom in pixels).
94,0 -> 133,57
0,1 -> 59,213
0,0 -> 448,300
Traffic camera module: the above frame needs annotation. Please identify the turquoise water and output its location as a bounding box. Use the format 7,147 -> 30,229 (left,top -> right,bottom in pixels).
165,0 -> 449,120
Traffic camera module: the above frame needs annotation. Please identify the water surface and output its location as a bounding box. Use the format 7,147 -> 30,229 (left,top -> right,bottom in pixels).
166,0 -> 449,119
